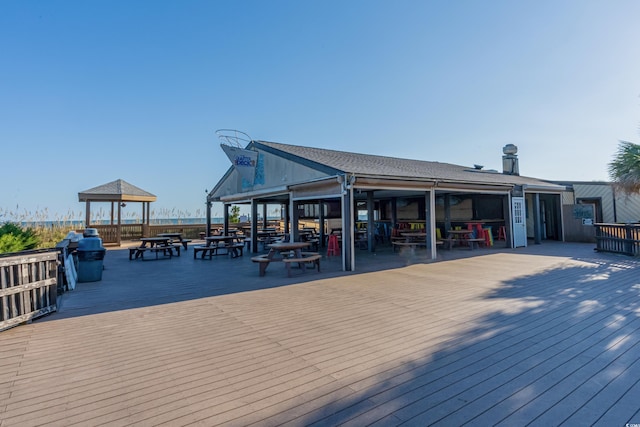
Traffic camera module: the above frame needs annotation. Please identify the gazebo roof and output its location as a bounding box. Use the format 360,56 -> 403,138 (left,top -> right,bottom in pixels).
78,179 -> 157,202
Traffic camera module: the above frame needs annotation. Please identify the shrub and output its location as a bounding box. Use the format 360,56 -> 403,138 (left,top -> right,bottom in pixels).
0,223 -> 39,254
33,225 -> 72,249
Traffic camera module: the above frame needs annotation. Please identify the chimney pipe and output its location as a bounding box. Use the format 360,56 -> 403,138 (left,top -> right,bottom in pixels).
502,144 -> 519,175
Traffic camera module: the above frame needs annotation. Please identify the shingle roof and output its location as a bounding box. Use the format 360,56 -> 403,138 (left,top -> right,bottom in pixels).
78,179 -> 156,201
254,141 -> 565,190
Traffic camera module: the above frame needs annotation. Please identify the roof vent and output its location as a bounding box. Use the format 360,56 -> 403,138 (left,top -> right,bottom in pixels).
502,144 -> 519,175
473,164 -> 484,170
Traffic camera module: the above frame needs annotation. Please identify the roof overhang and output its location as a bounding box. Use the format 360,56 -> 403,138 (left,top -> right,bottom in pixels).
522,183 -> 567,193
352,174 -> 516,193
217,185 -> 290,203
78,194 -> 157,202
352,175 -> 436,191
435,181 -> 513,192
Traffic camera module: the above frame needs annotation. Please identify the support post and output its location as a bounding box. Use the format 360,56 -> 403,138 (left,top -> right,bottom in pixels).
444,194 -> 451,234
426,190 -> 436,259
504,194 -> 513,248
85,200 -> 90,228
367,191 -> 375,252
117,202 -> 122,243
262,204 -> 268,229
251,199 -> 258,253
292,198 -> 299,242
283,203 -> 289,234
342,187 -> 353,271
223,204 -> 230,235
533,193 -> 542,244
391,198 -> 397,237
206,198 -> 212,238
319,199 -> 326,248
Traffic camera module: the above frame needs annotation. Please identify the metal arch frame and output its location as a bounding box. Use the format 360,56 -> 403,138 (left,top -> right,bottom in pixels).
215,129 -> 253,148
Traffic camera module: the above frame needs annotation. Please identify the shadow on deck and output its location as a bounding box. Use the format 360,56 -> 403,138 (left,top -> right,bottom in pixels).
4,241 -> 639,426
53,239 -> 513,319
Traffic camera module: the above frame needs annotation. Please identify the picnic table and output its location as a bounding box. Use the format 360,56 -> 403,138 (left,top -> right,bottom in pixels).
251,241 -> 321,277
391,232 -> 428,253
444,229 -> 484,250
129,237 -> 179,260
157,233 -> 192,250
193,235 -> 245,259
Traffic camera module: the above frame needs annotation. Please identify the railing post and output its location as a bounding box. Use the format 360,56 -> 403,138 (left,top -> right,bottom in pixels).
625,224 -> 633,256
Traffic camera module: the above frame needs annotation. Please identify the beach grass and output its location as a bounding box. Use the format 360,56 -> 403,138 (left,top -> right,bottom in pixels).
0,207 -> 212,251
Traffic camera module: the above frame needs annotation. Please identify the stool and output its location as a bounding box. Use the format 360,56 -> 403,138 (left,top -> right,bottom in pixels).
482,227 -> 493,247
327,234 -> 340,256
497,226 -> 506,241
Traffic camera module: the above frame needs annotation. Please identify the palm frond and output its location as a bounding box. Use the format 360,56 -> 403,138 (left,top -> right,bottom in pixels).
608,140 -> 640,195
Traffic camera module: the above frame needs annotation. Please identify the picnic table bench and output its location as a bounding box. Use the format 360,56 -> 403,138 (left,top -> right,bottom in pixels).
282,253 -> 321,277
193,242 -> 244,259
129,244 -> 181,260
391,240 -> 426,251
251,241 -> 318,277
252,252 -> 321,277
157,233 -> 192,250
251,254 -> 272,276
441,237 -> 485,250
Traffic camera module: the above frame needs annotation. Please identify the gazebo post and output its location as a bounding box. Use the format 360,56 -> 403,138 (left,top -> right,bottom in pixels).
85,200 -> 91,229
117,202 -> 122,245
142,201 -> 150,237
206,198 -> 212,237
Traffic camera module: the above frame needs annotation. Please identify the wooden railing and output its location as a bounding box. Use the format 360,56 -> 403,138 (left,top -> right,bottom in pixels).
89,220 -> 300,245
88,224 -> 210,244
594,223 -> 640,256
0,249 -> 59,332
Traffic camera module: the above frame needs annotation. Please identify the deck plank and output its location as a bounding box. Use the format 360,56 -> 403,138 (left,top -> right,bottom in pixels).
1,243 -> 640,426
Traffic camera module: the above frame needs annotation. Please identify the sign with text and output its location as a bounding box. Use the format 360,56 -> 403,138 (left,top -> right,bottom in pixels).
573,205 -> 594,219
221,144 -> 258,184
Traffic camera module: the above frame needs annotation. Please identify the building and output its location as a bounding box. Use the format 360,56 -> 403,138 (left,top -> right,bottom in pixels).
208,140 -> 566,271
556,181 -> 640,242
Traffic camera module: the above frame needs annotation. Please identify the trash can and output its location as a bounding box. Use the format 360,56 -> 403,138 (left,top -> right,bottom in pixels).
77,229 -> 106,282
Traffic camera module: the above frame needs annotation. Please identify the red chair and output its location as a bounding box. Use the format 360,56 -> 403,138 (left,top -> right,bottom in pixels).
497,226 -> 506,241
327,234 -> 340,256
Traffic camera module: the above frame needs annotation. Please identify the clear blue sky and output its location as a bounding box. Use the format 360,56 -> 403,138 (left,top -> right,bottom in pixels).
2,1 -> 639,220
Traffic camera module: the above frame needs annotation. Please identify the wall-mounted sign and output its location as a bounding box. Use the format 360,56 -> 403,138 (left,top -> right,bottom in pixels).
582,218 -> 594,226
221,144 -> 258,184
573,205 -> 594,219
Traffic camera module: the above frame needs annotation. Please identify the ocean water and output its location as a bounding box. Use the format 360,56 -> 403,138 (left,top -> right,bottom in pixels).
16,217 -> 286,227
18,218 -> 221,227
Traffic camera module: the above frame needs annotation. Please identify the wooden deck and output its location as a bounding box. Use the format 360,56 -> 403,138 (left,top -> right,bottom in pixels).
1,242 -> 640,426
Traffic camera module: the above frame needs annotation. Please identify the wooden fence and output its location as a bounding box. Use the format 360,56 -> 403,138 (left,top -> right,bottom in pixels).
594,223 -> 640,256
0,249 -> 59,332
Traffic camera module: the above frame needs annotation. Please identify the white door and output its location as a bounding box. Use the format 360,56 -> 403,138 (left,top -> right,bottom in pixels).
512,197 -> 527,247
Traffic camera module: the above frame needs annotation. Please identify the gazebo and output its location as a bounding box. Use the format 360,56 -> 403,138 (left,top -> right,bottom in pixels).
78,179 -> 157,245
